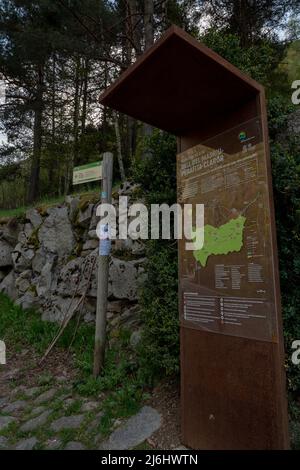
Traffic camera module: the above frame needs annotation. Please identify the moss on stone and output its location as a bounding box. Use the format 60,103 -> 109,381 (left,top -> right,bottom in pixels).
28,226 -> 41,249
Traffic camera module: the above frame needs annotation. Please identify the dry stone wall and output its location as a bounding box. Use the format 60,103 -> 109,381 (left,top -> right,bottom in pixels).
0,183 -> 145,336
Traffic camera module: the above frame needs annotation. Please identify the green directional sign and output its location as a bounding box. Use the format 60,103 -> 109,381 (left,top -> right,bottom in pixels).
73,161 -> 102,185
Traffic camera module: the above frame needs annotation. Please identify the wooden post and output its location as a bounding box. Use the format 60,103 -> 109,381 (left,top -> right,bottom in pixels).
93,152 -> 113,377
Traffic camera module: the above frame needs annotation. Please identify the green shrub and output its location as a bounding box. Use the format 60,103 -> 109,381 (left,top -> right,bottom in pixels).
132,130 -> 179,382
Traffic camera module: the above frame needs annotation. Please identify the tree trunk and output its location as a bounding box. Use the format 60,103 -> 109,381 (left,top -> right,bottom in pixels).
66,56 -> 81,192
81,58 -> 89,134
128,0 -> 143,57
142,0 -> 154,155
28,64 -> 43,204
144,0 -> 154,50
48,55 -> 56,190
125,0 -> 142,157
73,56 -> 81,166
114,112 -> 126,182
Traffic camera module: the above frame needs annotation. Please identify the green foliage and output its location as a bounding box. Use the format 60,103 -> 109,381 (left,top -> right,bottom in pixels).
132,130 -> 179,382
0,293 -> 58,352
270,137 -> 300,397
132,130 -> 177,205
202,29 -> 286,90
279,40 -> 300,84
267,94 -> 300,399
267,94 -> 294,138
137,240 -> 179,381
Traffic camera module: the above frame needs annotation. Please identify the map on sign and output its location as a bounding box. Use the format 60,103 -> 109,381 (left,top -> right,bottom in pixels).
177,117 -> 277,342
193,215 -> 246,267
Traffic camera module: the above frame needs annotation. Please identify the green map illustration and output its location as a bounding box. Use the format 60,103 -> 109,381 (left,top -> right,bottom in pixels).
193,215 -> 246,267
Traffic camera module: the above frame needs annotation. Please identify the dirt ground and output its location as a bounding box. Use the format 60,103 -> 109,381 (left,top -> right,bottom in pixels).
147,378 -> 182,450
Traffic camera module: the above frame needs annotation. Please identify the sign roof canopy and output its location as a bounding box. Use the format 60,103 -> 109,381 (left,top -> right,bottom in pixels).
99,25 -> 263,135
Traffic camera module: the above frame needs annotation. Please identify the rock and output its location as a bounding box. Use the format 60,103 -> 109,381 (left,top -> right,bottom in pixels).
64,441 -> 86,450
50,414 -> 84,432
56,257 -> 84,297
131,241 -> 146,256
30,406 -> 46,417
35,388 -> 57,404
19,410 -> 51,432
130,329 -> 142,348
36,260 -> 55,296
89,202 -> 101,231
107,300 -> 123,313
15,292 -> 40,310
18,269 -> 32,280
0,270 -> 5,282
45,438 -> 62,450
56,251 -> 98,299
2,400 -> 28,414
0,240 -> 13,267
87,229 -> 97,239
81,401 -> 99,412
108,257 -> 146,301
17,223 -> 34,244
26,208 -> 43,228
82,239 -> 98,251
32,248 -> 46,274
56,375 -> 68,383
67,196 -> 80,222
24,386 -> 41,398
99,406 -> 161,450
0,270 -> 17,300
38,207 -> 75,256
89,411 -> 104,430
15,437 -> 38,450
113,239 -> 135,252
64,398 -> 75,407
83,311 -> 95,323
15,275 -> 31,294
0,397 -> 8,408
12,243 -> 35,271
0,415 -> 17,431
77,204 -> 94,227
0,219 -> 22,245
0,436 -> 9,449
42,296 -> 81,323
118,305 -> 141,330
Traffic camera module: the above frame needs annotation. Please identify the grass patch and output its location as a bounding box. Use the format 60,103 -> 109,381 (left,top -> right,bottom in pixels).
0,190 -> 98,219
64,399 -> 82,416
0,181 -> 121,219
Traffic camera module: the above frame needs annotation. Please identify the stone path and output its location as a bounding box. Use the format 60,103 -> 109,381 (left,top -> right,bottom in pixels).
99,406 -> 161,450
0,352 -> 162,450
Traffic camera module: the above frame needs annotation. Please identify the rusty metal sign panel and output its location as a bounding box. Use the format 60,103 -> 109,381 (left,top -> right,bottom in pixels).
177,117 -> 277,342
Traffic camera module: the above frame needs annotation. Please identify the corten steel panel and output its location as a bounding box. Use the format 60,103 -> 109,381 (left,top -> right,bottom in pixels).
99,26 -> 289,449
100,26 -> 260,135
180,328 -> 287,449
